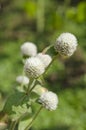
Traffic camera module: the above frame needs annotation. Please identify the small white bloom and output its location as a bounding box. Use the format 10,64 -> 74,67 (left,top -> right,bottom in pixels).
24,57 -> 45,78
38,91 -> 58,111
21,42 -> 37,57
36,53 -> 52,68
16,75 -> 29,85
54,32 -> 77,57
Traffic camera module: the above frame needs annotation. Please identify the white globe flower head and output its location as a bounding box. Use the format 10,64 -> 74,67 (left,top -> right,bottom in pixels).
36,53 -> 52,68
54,32 -> 78,57
21,42 -> 37,57
38,91 -> 58,111
16,75 -> 29,85
24,57 -> 45,78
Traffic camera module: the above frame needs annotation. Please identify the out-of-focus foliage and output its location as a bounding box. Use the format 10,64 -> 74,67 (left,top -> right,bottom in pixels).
66,1 -> 86,23
0,0 -> 86,130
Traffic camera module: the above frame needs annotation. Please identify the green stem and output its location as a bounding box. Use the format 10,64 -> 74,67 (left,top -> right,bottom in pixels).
9,121 -> 17,130
42,44 -> 54,54
26,79 -> 37,95
9,70 -> 26,130
28,84 -> 36,95
26,79 -> 34,93
24,106 -> 43,130
39,75 -> 46,85
43,54 -> 58,75
20,68 -> 25,89
10,80 -> 37,130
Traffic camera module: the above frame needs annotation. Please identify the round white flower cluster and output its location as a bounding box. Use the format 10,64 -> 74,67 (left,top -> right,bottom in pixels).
24,57 -> 45,78
21,42 -> 37,57
38,91 -> 58,111
54,32 -> 77,57
36,53 -> 52,68
16,75 -> 29,85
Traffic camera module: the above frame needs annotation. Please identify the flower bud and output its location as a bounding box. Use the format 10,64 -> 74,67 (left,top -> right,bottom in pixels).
36,53 -> 52,68
24,57 -> 45,78
54,32 -> 77,57
38,91 -> 58,111
21,42 -> 37,57
33,84 -> 48,95
16,75 -> 29,85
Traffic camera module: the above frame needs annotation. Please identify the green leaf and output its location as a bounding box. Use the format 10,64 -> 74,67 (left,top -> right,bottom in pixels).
3,91 -> 29,115
18,118 -> 32,130
11,104 -> 32,121
16,85 -> 28,93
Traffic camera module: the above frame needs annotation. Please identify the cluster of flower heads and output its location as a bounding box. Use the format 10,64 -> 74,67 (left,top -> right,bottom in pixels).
16,32 -> 77,111
22,43 -> 52,79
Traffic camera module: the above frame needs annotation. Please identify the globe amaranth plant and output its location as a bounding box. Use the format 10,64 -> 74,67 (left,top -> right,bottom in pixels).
0,32 -> 78,130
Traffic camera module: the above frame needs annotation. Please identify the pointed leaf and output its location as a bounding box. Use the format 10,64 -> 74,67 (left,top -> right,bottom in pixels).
3,91 -> 29,115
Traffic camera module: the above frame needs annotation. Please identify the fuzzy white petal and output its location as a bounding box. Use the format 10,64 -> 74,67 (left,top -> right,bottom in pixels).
39,91 -> 58,111
36,53 -> 52,68
54,33 -> 77,56
21,42 -> 37,56
16,75 -> 29,85
24,57 -> 45,78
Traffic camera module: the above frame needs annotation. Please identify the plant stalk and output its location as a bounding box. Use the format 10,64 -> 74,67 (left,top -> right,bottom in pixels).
42,44 -> 54,54
43,54 -> 58,75
24,106 -> 43,130
9,121 -> 17,130
27,79 -> 37,95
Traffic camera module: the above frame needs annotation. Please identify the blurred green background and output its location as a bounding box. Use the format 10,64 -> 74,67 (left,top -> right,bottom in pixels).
0,0 -> 86,130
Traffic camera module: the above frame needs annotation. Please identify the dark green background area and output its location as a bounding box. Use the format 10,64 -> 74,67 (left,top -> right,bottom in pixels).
0,0 -> 86,130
